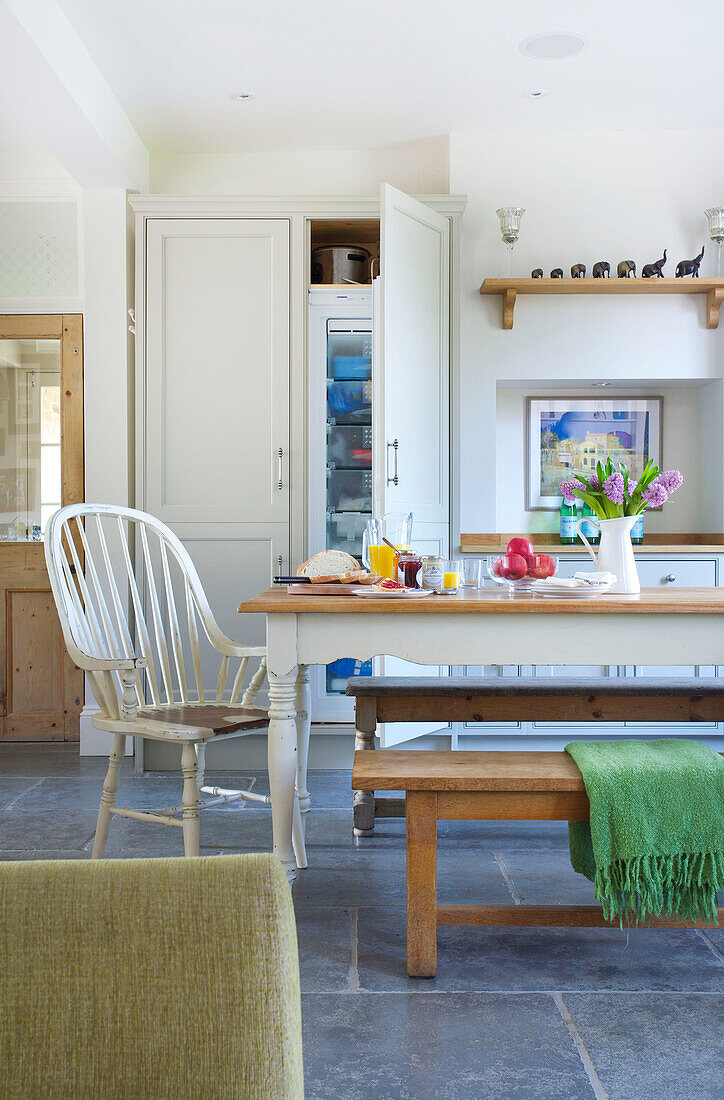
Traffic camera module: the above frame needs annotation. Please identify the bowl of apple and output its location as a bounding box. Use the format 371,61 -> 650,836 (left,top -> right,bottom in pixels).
488,538 -> 558,596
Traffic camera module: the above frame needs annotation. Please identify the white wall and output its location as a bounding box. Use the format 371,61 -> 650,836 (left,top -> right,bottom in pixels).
450,129 -> 724,536
151,135 -> 449,195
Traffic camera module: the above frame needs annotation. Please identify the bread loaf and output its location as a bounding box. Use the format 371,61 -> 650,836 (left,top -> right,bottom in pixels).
296,550 -> 360,579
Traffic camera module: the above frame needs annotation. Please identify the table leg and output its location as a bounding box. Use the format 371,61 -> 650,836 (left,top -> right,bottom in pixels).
268,667 -> 300,879
406,790 -> 438,978
353,696 -> 378,836
295,664 -> 312,821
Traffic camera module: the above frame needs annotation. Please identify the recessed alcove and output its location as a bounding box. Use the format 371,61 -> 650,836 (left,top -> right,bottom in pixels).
494,378 -> 724,535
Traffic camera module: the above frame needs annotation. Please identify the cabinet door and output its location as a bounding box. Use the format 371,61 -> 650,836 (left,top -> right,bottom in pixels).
375,187 -> 451,745
375,185 -> 449,524
145,219 -> 290,526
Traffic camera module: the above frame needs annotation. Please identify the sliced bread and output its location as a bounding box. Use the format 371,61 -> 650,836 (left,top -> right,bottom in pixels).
296,550 -> 360,579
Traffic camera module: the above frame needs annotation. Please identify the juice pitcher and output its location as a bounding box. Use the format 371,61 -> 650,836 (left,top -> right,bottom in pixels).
362,512 -> 413,579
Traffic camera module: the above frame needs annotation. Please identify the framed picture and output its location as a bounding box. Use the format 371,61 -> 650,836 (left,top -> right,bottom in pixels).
526,396 -> 663,511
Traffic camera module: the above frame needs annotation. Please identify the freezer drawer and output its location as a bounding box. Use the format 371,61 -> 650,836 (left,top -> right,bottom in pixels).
327,469 -> 372,512
327,424 -> 372,469
327,511 -> 368,559
330,355 -> 371,381
326,380 -> 372,421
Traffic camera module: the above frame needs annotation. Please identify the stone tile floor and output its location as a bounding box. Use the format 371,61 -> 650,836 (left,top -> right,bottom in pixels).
1,744 -> 722,1099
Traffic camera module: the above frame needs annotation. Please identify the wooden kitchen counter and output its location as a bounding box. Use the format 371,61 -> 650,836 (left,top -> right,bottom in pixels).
461,533 -> 724,555
238,586 -> 724,615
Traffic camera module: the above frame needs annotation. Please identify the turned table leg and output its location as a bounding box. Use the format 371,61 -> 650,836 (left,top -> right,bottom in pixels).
406,790 -> 438,978
268,667 -> 302,879
353,696 -> 378,836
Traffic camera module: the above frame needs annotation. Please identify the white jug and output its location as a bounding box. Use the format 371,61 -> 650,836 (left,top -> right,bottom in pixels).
576,515 -> 640,595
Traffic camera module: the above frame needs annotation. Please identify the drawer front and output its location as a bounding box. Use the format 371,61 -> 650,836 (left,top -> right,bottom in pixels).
636,559 -> 717,587
557,556 -> 717,587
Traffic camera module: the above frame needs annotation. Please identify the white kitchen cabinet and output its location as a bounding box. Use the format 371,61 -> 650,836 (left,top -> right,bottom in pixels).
465,550 -> 723,744
375,185 -> 450,532
132,192 -> 465,729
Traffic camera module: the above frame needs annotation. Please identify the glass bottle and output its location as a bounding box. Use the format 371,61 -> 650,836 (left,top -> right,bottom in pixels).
559,499 -> 577,545
580,503 -> 600,546
631,514 -> 644,545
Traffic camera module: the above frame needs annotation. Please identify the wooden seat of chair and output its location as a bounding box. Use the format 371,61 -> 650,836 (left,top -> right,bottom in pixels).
136,704 -> 268,735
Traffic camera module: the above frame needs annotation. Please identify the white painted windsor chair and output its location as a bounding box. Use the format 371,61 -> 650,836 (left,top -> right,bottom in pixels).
45,503 -> 304,861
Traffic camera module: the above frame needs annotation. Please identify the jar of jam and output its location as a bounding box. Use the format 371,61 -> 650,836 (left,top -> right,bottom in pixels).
420,554 -> 444,592
397,551 -> 422,589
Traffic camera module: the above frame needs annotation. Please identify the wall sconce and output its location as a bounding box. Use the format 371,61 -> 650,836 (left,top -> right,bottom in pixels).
496,207 -> 525,276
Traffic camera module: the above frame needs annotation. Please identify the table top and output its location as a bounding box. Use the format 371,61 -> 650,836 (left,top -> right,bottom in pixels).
237,586 -> 724,615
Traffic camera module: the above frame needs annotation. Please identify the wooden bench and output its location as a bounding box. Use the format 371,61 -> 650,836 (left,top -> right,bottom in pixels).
347,676 -> 724,835
352,747 -> 724,977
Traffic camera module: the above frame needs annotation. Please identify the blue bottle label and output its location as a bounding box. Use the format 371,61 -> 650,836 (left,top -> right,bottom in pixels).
632,515 -> 644,539
580,518 -> 598,539
560,516 -> 577,539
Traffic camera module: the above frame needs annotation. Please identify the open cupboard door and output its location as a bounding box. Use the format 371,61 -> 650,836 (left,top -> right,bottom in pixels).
375,184 -> 451,748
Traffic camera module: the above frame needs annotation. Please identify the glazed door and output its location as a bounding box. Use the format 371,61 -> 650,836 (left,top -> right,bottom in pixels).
0,315 -> 84,740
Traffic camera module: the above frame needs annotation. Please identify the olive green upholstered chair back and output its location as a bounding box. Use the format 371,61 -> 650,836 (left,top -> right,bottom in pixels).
0,854 -> 304,1100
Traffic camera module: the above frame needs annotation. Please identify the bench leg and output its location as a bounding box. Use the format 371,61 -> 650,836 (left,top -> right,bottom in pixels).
406,790 -> 438,978
353,697 -> 378,836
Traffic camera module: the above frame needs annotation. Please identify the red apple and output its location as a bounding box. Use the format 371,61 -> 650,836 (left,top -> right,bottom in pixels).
499,553 -> 528,581
491,557 -> 504,577
528,553 -> 556,579
506,537 -> 535,565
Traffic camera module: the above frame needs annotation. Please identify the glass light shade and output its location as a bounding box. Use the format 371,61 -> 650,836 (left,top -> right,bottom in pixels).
496,207 -> 525,245
705,207 -> 724,244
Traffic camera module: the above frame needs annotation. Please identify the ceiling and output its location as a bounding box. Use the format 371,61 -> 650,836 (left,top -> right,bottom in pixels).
55,0 -> 722,154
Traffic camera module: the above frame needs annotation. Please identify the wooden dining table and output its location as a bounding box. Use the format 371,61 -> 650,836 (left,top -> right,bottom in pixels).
237,586 -> 724,876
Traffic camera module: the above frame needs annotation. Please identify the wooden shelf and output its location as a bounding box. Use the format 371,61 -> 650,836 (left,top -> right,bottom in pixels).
461,533 -> 724,555
479,277 -> 724,330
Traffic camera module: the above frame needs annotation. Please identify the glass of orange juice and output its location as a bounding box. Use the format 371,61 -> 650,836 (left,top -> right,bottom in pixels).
363,513 -> 413,579
442,560 -> 461,593
368,543 -> 398,579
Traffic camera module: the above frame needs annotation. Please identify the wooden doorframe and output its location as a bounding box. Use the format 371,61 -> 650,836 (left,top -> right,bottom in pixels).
0,314 -> 84,508
0,315 -> 84,740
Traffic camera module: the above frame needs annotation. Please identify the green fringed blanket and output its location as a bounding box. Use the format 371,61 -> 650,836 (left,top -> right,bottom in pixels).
566,739 -> 724,925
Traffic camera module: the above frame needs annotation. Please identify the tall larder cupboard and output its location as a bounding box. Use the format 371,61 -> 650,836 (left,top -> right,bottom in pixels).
130,186 -> 466,746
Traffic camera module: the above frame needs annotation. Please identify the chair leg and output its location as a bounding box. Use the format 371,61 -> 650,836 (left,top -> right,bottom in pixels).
181,743 -> 200,857
292,792 -> 307,870
196,741 -> 207,796
92,733 -> 125,858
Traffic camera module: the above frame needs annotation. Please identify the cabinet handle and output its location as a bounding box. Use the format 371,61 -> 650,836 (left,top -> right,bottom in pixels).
664,574 -> 676,583
277,448 -> 284,490
386,439 -> 399,486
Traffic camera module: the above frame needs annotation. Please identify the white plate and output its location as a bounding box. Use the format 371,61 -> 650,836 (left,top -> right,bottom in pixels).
535,585 -> 614,598
350,586 -> 434,599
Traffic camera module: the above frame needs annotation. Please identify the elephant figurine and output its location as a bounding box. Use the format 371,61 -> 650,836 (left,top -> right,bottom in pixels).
617,260 -> 636,278
675,246 -> 705,278
592,261 -> 610,278
550,268 -> 564,279
531,268 -> 544,279
571,264 -> 586,278
642,250 -> 667,278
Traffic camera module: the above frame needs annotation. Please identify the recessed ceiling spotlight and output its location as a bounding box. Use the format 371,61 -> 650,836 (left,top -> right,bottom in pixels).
592,381 -> 611,387
527,89 -> 547,98
232,91 -> 256,101
520,33 -> 587,60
